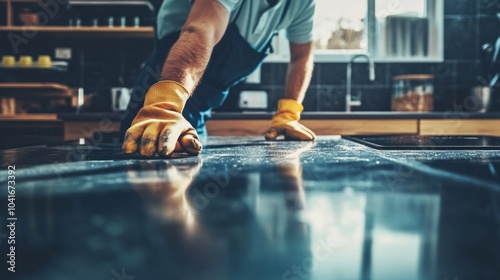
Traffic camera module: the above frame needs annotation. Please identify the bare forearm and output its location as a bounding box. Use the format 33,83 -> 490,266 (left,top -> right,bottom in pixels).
158,0 -> 229,94
160,27 -> 215,94
285,54 -> 314,103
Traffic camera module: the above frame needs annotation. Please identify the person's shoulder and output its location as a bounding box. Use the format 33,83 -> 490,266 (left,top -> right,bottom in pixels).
293,0 -> 315,6
289,0 -> 315,17
290,0 -> 315,11
215,0 -> 242,12
216,0 -> 241,4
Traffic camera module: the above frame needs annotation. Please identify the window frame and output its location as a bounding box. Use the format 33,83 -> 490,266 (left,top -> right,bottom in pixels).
264,0 -> 444,63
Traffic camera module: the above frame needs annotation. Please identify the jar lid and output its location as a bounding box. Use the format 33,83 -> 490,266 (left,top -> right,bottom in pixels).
393,74 -> 434,81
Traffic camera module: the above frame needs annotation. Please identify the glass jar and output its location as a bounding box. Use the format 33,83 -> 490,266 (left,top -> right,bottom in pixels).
392,75 -> 434,112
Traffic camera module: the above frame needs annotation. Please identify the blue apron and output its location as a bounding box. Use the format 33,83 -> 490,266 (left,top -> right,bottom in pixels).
121,0 -> 291,137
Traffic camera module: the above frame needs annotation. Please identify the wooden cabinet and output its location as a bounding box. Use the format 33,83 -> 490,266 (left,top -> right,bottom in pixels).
1,115 -> 499,147
420,119 -> 500,136
206,119 -> 419,136
57,118 -> 500,140
0,114 -> 63,148
64,120 -> 121,140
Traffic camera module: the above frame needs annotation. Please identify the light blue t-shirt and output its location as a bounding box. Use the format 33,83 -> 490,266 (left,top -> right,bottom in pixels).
156,0 -> 315,52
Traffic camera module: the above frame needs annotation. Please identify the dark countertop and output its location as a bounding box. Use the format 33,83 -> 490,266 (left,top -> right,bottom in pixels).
58,111 -> 500,121
0,137 -> 499,280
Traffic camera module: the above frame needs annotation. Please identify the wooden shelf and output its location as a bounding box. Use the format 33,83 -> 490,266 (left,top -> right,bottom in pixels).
0,26 -> 155,37
0,0 -> 39,3
0,83 -> 70,91
0,64 -> 68,71
0,83 -> 73,97
0,114 -> 58,121
0,61 -> 68,71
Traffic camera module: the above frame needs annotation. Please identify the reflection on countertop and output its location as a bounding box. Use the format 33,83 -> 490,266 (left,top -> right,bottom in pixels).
0,137 -> 499,280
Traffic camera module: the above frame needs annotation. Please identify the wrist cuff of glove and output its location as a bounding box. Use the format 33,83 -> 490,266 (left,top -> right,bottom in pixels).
144,80 -> 190,112
275,99 -> 303,120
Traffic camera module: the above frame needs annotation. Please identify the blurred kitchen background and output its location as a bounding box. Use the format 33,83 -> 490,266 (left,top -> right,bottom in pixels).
229,0 -> 500,113
1,0 -> 500,147
0,0 -> 500,112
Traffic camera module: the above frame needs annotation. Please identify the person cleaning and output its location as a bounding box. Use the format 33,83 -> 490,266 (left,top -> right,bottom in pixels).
121,0 -> 317,157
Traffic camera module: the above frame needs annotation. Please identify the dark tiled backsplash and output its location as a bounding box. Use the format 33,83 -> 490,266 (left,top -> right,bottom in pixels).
231,59 -> 498,112
477,0 -> 500,16
222,62 -> 472,112
221,0 -> 500,112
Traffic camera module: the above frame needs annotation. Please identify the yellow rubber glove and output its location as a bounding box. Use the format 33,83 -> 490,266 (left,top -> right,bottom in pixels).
122,81 -> 202,157
265,99 -> 316,141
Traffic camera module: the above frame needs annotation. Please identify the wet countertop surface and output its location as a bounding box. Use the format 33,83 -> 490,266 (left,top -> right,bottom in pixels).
0,136 -> 499,280
57,111 -> 500,121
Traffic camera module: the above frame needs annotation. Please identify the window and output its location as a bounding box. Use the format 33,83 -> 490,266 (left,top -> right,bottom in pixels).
313,0 -> 367,52
268,0 -> 443,62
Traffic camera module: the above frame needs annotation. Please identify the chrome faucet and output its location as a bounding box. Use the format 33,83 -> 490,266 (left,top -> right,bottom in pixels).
346,54 -> 375,112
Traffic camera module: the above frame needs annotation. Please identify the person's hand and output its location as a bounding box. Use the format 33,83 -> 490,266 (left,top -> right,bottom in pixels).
122,81 -> 202,157
265,99 -> 316,141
